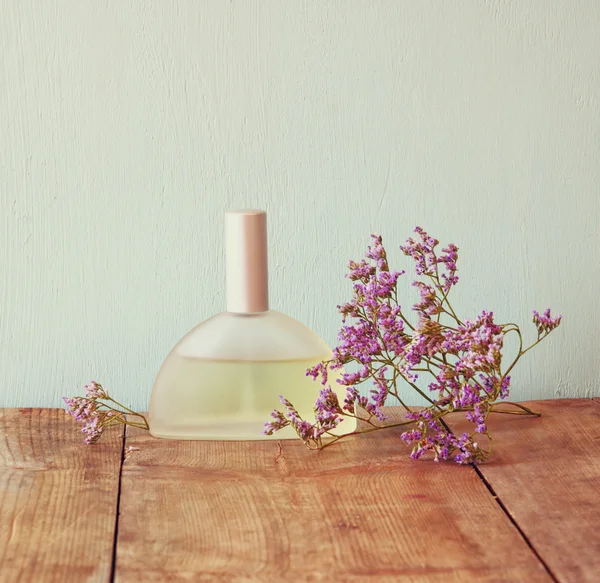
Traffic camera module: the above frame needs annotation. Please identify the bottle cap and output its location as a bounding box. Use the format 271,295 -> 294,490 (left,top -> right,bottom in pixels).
225,209 -> 269,313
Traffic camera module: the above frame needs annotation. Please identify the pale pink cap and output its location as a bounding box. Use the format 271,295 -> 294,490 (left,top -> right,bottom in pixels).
225,209 -> 269,313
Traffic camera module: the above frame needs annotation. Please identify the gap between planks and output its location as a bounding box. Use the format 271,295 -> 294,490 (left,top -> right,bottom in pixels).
437,414 -> 560,583
109,424 -> 127,583
451,398 -> 600,583
470,464 -> 559,582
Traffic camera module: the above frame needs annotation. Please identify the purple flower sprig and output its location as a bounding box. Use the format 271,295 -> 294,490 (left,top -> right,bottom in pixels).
265,228 -> 562,464
63,381 -> 149,444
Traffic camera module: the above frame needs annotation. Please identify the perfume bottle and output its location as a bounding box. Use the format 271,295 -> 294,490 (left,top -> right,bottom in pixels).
149,210 -> 356,440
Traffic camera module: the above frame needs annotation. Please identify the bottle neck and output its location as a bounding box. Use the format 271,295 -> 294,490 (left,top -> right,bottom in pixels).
225,210 -> 269,313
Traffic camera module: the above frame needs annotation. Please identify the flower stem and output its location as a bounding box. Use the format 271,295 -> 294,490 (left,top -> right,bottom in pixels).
318,419 -> 416,450
490,402 -> 541,417
106,397 -> 149,429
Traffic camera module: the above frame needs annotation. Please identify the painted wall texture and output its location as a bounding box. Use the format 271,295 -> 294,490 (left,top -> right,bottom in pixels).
1,1 -> 599,410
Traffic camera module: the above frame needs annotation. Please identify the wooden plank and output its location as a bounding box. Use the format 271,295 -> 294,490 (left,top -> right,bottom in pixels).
0,409 -> 124,583
447,399 -> 600,583
116,414 -> 551,582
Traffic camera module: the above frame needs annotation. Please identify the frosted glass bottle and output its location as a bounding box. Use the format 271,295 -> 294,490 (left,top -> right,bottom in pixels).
149,210 -> 356,440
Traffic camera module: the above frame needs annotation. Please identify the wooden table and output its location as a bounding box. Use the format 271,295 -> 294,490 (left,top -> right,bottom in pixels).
1,399 -> 599,582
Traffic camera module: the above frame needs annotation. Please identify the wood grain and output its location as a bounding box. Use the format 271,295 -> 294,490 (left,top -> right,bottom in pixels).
447,399 -> 600,583
0,409 -> 123,583
116,418 -> 551,582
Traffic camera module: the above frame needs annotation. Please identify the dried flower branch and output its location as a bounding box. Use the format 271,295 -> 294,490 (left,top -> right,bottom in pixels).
63,381 -> 149,444
265,228 -> 562,464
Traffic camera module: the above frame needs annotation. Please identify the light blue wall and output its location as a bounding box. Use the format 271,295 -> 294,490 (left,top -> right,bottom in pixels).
1,1 -> 598,409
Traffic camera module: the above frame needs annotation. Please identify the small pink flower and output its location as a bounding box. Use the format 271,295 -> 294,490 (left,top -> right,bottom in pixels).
64,382 -> 148,444
532,309 -> 562,335
84,381 -> 107,399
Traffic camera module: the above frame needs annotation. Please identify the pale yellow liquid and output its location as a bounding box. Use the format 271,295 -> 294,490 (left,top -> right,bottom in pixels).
149,355 -> 356,440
